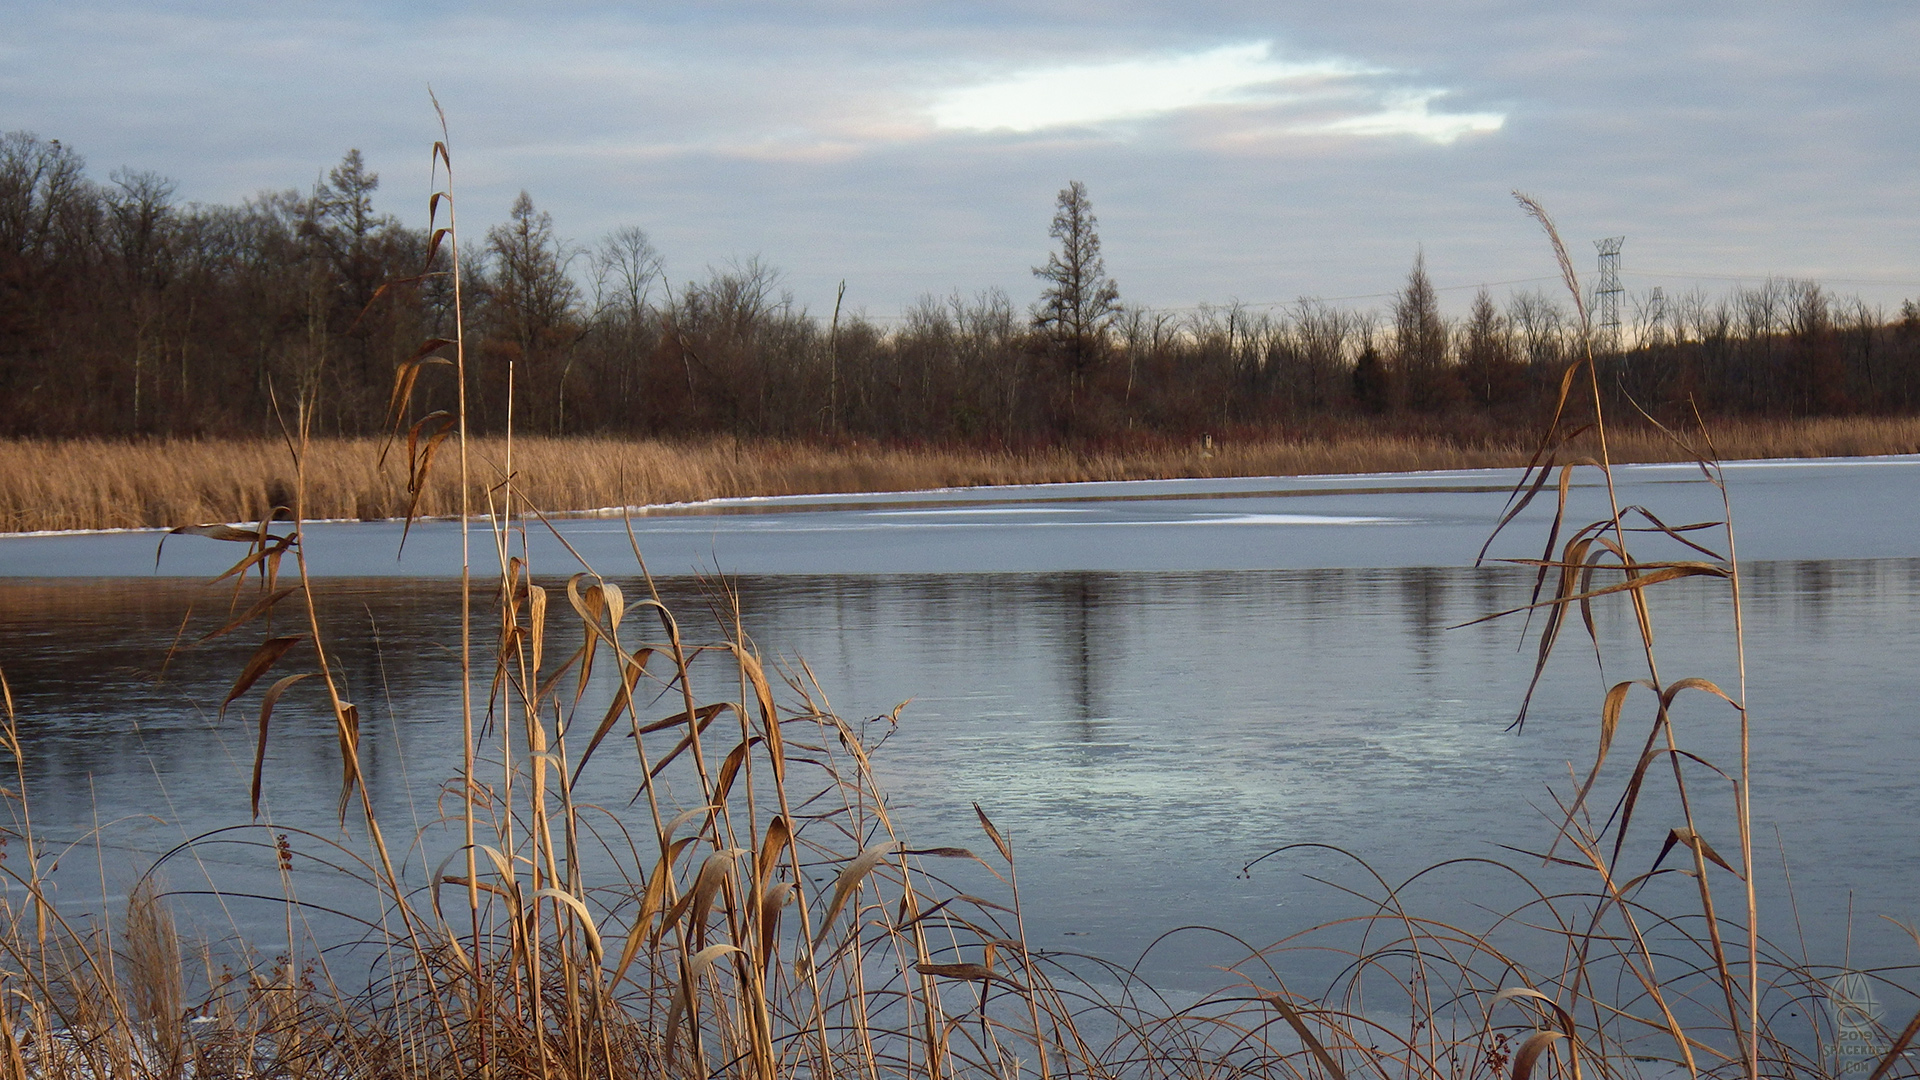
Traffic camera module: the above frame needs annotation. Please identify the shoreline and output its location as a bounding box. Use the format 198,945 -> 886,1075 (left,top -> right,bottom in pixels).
7,449 -> 1920,541
4,465 -> 1508,538
5,415 -> 1920,535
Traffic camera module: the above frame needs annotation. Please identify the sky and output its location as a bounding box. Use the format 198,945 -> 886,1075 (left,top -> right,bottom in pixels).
7,1 -> 1919,321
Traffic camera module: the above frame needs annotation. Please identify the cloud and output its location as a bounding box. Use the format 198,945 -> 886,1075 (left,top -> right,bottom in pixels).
921,41 -> 1504,147
927,43 -> 1353,133
1298,90 -> 1505,144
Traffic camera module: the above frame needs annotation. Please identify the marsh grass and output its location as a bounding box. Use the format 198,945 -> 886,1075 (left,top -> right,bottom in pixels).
6,414 -> 1920,533
0,135 -> 1912,1080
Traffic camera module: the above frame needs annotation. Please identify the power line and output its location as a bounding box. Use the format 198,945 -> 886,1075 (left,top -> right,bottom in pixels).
847,273 -> 1567,321
1629,269 -> 1920,288
1139,275 -> 1565,313
827,268 -> 1918,324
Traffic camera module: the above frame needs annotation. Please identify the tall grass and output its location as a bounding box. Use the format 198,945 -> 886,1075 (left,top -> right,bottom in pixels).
0,129 -> 1911,1080
7,414 -> 1920,533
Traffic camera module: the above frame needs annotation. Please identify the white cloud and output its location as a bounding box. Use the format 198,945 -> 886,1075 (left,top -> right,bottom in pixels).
923,42 -> 1504,146
1300,90 -> 1504,144
928,42 -> 1355,133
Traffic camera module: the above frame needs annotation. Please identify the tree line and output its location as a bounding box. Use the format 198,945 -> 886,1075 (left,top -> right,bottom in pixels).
5,131 -> 1919,443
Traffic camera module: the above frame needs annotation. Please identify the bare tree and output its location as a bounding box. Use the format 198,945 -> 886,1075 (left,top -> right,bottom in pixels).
592,226 -> 662,322
588,226 -> 663,419
1460,287 -> 1521,407
1292,299 -> 1355,410
1507,289 -> 1567,387
106,168 -> 176,427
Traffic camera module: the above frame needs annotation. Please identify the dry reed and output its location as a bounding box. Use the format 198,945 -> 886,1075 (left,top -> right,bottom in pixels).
5,414 -> 1920,534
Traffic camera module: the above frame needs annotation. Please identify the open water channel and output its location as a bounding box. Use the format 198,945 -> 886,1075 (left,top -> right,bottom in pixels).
0,458 -> 1916,1001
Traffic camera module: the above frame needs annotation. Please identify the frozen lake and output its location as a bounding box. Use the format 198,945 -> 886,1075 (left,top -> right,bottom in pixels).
6,456 -> 1920,577
0,457 -> 1916,994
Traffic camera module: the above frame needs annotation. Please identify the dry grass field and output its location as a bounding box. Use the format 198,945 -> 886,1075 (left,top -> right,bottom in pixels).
4,414 -> 1919,533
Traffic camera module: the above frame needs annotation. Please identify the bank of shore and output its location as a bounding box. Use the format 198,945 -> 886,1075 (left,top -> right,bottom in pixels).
5,415 -> 1919,533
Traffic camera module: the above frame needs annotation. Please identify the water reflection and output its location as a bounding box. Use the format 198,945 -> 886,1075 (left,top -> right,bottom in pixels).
0,560 -> 1916,988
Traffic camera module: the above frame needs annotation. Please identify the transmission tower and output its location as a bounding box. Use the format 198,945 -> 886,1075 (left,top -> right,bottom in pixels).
1647,286 -> 1667,346
1594,236 -> 1624,357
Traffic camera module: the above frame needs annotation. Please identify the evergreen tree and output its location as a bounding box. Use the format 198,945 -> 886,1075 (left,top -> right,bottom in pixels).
1032,180 -> 1120,379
